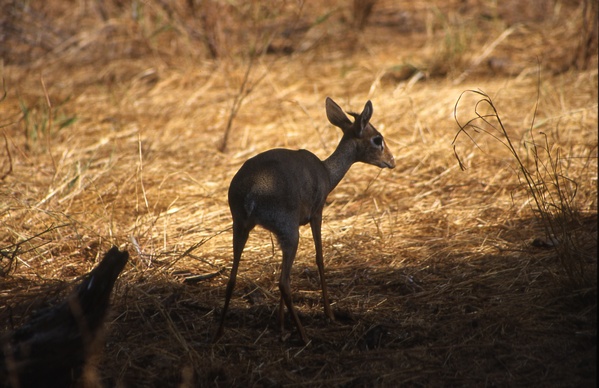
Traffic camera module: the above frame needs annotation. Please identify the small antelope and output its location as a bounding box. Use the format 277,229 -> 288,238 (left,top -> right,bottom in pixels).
216,97 -> 395,344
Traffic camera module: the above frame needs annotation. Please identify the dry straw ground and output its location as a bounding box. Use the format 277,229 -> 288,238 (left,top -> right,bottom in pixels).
0,0 -> 597,387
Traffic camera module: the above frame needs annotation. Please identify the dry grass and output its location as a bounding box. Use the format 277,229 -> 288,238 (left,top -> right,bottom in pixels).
1,0 -> 597,387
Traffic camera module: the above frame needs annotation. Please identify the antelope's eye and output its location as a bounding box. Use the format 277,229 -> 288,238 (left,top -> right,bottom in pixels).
372,136 -> 383,147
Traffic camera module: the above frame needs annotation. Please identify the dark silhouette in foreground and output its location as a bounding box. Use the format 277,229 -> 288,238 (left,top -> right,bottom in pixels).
1,246 -> 128,388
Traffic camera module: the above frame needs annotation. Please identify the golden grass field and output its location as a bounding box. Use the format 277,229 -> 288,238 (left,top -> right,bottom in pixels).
1,0 -> 597,386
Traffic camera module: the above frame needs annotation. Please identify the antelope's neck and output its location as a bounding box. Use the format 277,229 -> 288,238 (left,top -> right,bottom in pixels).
323,139 -> 357,191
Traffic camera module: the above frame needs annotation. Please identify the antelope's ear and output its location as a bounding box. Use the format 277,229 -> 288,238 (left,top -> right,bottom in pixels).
360,100 -> 373,130
326,97 -> 353,131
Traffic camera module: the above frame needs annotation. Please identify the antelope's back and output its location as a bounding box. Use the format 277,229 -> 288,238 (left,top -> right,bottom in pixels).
228,149 -> 330,226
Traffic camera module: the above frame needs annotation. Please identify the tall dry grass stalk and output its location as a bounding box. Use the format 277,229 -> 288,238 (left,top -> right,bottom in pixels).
452,81 -> 595,288
0,78 -> 11,182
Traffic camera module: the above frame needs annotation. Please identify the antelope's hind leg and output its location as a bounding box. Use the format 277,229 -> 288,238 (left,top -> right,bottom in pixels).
215,220 -> 252,340
276,227 -> 309,344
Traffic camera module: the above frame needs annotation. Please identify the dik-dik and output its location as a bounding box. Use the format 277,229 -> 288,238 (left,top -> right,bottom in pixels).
216,97 -> 395,344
